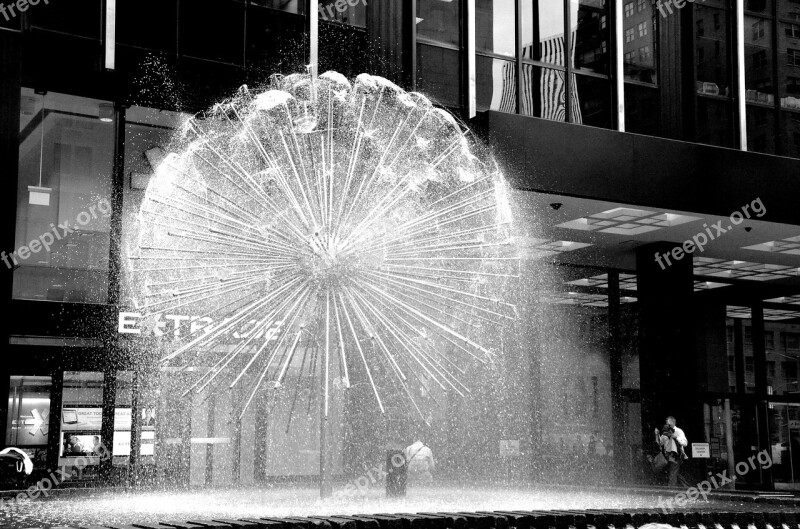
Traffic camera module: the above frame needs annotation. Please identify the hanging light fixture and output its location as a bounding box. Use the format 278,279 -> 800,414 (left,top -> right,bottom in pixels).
98,102 -> 114,122
28,91 -> 52,207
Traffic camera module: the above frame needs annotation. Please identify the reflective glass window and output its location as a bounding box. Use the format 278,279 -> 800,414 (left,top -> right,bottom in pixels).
695,4 -> 733,147
696,96 -> 734,147
477,56 -> 517,113
417,0 -> 460,47
6,376 -> 51,455
695,5 -> 732,98
121,107 -> 190,308
780,111 -> 800,157
15,89 -> 114,304
318,0 -> 366,26
745,15 -> 775,100
251,0 -> 305,14
747,104 -> 777,153
417,44 -> 461,107
29,0 -> 101,39
623,0 -> 657,83
745,0 -> 771,14
520,64 -> 568,122
625,84 -> 660,135
574,74 -> 611,128
570,0 -> 610,75
477,0 -> 516,57
180,0 -> 245,65
779,0 -> 800,20
118,0 -> 178,52
522,1 -> 567,66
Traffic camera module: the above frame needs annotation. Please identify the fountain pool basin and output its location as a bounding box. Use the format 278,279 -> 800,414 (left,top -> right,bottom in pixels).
0,484 -> 745,528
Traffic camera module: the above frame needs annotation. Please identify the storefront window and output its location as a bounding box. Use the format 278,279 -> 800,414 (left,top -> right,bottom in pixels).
15,89 -> 114,304
60,371 -> 104,480
6,376 -> 51,474
113,371 -> 134,467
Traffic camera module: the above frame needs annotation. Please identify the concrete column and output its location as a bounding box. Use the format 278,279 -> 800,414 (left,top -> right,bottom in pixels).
607,271 -> 626,482
752,303 -> 774,489
635,242 -> 696,448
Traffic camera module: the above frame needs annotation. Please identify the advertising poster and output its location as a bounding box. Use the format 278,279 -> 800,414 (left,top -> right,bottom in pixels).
61,407 -> 103,432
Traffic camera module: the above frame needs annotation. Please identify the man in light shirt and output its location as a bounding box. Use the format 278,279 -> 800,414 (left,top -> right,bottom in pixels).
667,416 -> 688,458
655,415 -> 688,486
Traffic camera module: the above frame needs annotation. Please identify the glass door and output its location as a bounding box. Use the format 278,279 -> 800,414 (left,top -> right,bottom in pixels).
5,376 -> 52,484
770,402 -> 800,490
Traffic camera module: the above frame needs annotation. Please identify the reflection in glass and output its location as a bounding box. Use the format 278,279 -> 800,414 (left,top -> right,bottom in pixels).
625,84 -> 660,135
623,0 -> 657,83
15,89 -> 113,304
121,107 -> 190,308
417,44 -> 461,107
522,1 -> 567,66
477,0 -> 516,57
477,56 -> 517,113
779,0 -> 800,21
416,0 -> 460,46
317,0 -> 366,26
29,0 -> 101,39
251,0 -> 305,14
780,110 -> 800,158
747,105 -> 777,154
520,64 -> 574,122
117,0 -> 177,52
696,97 -> 734,147
181,0 -> 245,64
571,0 -> 610,75
781,17 -> 800,112
575,74 -> 611,128
6,376 -> 51,450
745,0 -> 770,14
695,6 -> 732,98
745,15 -> 774,105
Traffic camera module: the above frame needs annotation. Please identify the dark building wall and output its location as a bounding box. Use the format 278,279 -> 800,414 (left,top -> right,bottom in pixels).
480,110 -> 800,226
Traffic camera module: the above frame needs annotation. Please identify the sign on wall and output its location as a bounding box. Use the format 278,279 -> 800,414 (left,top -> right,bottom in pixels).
691,442 -> 711,458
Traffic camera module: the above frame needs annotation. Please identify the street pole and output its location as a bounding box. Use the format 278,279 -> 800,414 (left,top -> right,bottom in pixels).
320,388 -> 331,498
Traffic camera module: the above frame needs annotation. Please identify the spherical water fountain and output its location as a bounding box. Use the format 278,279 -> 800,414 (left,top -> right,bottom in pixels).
127,71 -> 520,427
